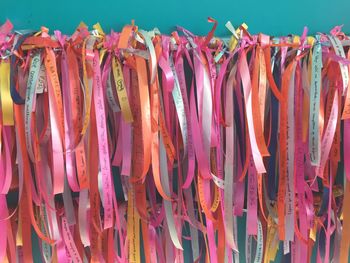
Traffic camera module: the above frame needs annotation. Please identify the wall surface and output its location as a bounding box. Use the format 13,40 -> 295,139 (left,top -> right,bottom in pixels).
2,0 -> 350,36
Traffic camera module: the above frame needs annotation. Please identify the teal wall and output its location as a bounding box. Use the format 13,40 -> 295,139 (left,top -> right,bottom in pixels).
2,0 -> 350,36
1,0 -> 349,262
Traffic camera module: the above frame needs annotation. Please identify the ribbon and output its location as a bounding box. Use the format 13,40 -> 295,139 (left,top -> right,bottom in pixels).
0,19 -> 348,263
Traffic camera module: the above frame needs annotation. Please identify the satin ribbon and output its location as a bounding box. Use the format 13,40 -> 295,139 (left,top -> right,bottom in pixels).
0,19 -> 348,263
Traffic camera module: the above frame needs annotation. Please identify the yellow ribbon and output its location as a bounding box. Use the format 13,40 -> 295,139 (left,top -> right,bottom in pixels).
127,187 -> 140,263
112,56 -> 133,123
0,61 -> 14,125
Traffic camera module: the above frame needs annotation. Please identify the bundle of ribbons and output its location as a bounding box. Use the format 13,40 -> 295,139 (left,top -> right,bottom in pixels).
0,17 -> 350,262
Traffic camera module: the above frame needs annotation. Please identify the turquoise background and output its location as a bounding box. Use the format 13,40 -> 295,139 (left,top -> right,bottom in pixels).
1,0 -> 349,262
1,0 -> 350,36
